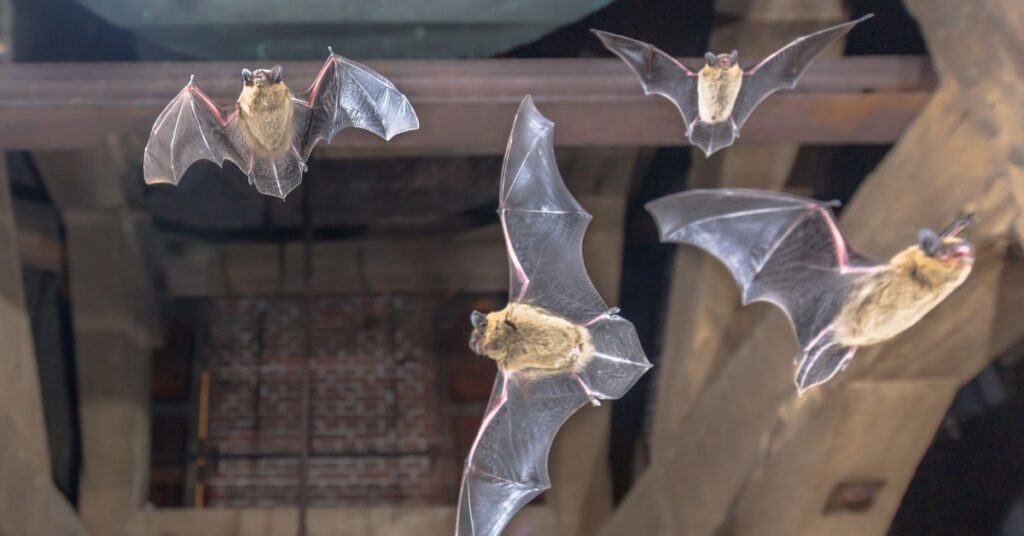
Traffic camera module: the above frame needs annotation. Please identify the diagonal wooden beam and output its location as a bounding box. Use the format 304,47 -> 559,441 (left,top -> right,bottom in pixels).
601,2 -> 1024,534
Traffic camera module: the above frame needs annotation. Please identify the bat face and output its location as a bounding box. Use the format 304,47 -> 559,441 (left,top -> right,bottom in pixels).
242,65 -> 284,88
834,219 -> 975,348
469,303 -> 594,374
705,50 -> 739,69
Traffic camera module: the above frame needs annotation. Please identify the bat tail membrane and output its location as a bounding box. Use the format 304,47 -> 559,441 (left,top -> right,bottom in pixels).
689,120 -> 737,157
795,331 -> 856,394
248,153 -> 305,200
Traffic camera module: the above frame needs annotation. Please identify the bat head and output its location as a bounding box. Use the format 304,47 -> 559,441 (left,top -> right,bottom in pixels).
469,310 -> 488,355
242,65 -> 284,87
918,214 -> 976,264
705,50 -> 739,69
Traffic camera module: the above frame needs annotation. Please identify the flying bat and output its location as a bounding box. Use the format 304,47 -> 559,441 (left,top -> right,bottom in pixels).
647,189 -> 974,393
593,14 -> 872,156
143,49 -> 419,199
456,96 -> 651,536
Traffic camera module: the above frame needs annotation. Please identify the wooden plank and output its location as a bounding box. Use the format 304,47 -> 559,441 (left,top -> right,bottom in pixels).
648,5 -> 851,461
0,57 -> 932,151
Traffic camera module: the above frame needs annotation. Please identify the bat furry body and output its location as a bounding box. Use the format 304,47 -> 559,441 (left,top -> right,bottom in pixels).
697,56 -> 743,124
144,50 -> 419,199
456,97 -> 650,536
594,14 -> 872,156
647,189 -> 974,392
238,80 -> 295,157
835,240 -> 972,346
470,304 -> 594,374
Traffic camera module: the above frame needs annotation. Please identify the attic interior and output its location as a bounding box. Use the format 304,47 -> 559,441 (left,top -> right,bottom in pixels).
2,0 -> 1024,535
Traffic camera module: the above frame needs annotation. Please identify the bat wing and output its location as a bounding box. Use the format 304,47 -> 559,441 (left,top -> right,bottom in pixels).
457,97 -> 650,535
143,78 -> 248,187
294,50 -> 419,161
647,189 -> 880,392
592,30 -> 699,135
732,14 -> 872,129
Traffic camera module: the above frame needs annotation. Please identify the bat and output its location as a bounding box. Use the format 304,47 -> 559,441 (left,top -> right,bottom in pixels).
647,189 -> 974,393
143,49 -> 419,200
593,14 -> 872,156
456,96 -> 651,536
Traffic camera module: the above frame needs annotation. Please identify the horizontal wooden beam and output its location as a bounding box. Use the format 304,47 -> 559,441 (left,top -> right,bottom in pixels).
0,56 -> 932,151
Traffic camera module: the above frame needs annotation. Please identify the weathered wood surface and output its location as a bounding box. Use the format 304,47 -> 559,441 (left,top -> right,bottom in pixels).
0,57 -> 931,151
600,1 -> 1024,534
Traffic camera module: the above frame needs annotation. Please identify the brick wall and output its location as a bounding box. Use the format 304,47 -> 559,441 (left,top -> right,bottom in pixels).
203,295 -> 451,507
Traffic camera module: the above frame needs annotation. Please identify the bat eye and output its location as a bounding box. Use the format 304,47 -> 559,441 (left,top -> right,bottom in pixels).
241,68 -> 253,85
704,52 -> 717,65
918,228 -> 940,256
270,65 -> 283,83
470,310 -> 486,329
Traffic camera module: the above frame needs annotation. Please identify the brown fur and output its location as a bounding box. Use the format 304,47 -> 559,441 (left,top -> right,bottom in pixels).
471,303 -> 594,374
697,64 -> 743,124
237,82 -> 294,157
835,238 -> 972,346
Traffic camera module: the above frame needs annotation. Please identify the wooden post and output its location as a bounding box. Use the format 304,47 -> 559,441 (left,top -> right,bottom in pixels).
0,155 -> 87,535
545,148 -> 639,536
37,143 -> 159,536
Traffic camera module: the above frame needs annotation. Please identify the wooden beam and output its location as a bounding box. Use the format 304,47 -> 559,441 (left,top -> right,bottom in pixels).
648,4 -> 851,461
37,147 -> 159,536
126,506 -> 555,536
0,57 -> 932,151
545,148 -> 638,535
600,3 -> 1024,533
0,155 -> 86,535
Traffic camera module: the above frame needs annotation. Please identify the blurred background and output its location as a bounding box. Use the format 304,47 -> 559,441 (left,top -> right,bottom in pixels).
1,0 -> 1023,535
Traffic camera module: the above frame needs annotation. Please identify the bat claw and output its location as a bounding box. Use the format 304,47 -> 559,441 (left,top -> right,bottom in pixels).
327,46 -> 335,56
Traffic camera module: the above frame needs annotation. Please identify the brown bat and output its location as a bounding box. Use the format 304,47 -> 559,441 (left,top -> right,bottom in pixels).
144,49 -> 419,199
647,189 -> 975,392
594,14 -> 872,155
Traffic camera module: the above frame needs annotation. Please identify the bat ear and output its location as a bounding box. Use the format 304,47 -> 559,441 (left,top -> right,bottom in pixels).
241,68 -> 253,85
729,50 -> 738,62
470,310 -> 486,329
940,213 -> 977,238
918,228 -> 940,256
270,65 -> 283,83
704,52 -> 717,65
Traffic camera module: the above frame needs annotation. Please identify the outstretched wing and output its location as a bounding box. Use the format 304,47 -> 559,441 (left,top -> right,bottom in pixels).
498,95 -> 607,324
143,77 -> 248,186
593,30 -> 699,135
732,14 -> 872,128
294,50 -> 419,160
647,189 -> 880,390
457,97 -> 650,535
